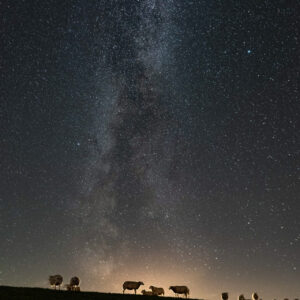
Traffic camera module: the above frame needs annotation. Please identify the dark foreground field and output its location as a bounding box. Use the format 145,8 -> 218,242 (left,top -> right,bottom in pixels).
0,286 -> 200,300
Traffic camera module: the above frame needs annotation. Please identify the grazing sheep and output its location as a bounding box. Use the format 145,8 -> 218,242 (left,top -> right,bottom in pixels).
149,286 -> 164,296
169,286 -> 190,298
49,274 -> 63,290
141,290 -> 154,296
123,281 -> 144,294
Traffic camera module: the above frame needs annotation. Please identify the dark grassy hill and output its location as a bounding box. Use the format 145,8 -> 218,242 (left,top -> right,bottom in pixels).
0,286 -> 200,300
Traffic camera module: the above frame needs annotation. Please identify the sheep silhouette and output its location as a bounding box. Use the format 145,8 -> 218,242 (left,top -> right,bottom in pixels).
141,289 -> 154,295
149,285 -> 164,296
123,281 -> 144,294
169,286 -> 190,298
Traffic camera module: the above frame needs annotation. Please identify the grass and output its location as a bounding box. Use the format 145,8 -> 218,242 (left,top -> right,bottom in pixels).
0,286 -> 200,300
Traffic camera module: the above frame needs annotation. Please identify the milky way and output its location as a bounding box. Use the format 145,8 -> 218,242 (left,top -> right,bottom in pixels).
1,1 -> 299,299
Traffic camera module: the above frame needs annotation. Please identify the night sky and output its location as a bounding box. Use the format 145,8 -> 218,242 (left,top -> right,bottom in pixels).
1,1 -> 299,299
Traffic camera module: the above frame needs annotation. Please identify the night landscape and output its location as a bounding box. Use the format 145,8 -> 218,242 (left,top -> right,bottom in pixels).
1,1 -> 299,300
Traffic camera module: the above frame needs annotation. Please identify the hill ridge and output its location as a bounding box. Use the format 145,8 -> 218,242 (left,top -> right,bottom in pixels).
0,285 -> 201,300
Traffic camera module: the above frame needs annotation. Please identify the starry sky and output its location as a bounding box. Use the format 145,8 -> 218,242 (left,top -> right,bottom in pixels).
1,0 -> 299,299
